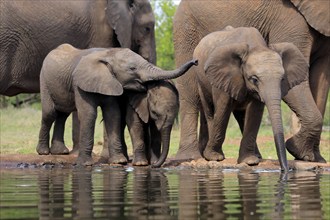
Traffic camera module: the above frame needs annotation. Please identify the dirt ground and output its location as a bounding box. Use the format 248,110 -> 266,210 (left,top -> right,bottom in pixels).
1,153 -> 330,172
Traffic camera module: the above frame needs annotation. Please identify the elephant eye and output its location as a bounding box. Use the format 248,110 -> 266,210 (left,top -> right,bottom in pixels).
144,27 -> 151,34
249,76 -> 259,86
130,66 -> 137,71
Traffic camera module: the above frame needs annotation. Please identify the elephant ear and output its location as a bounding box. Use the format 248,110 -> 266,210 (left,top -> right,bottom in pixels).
270,42 -> 309,94
290,0 -> 330,36
107,0 -> 133,48
128,92 -> 149,123
204,43 -> 249,102
73,51 -> 123,96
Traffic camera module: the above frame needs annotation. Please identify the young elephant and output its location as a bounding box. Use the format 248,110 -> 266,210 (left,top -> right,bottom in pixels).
37,43 -> 197,165
193,26 -> 317,172
125,80 -> 179,168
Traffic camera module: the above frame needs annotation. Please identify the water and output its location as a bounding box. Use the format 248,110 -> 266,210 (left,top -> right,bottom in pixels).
1,166 -> 329,219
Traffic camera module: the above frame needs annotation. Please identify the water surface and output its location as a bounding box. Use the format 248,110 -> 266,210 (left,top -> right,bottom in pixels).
1,166 -> 329,219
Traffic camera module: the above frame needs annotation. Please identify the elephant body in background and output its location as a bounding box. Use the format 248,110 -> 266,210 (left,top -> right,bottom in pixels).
38,44 -> 197,165
173,0 -> 329,162
126,80 -> 179,168
194,26 -> 317,171
0,0 -> 156,96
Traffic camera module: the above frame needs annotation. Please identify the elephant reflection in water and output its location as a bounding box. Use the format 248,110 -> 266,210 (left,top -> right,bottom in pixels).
38,169 -> 70,219
130,168 -> 171,217
102,168 -> 128,217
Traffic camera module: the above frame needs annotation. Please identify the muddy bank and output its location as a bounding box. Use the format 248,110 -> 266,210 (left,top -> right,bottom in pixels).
1,154 -> 330,171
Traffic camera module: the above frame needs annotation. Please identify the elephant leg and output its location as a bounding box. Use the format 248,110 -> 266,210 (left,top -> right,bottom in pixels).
100,98 -> 129,162
75,92 -> 97,166
102,99 -> 127,165
202,90 -> 232,161
70,111 -> 80,155
37,111 -> 56,155
283,81 -> 325,162
309,55 -> 330,118
237,100 -> 264,165
149,121 -> 161,164
233,109 -> 262,159
37,93 -> 56,155
50,111 -> 70,155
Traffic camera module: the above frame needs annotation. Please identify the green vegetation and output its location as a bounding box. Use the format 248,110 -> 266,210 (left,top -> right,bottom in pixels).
0,104 -> 329,162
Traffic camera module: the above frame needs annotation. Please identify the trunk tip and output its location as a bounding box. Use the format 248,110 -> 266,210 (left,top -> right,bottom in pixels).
192,59 -> 198,66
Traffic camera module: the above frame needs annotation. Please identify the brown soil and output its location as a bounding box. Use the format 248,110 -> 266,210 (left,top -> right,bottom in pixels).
1,154 -> 329,171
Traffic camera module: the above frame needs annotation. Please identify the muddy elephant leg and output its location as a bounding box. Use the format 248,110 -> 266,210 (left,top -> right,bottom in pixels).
50,111 -> 70,155
238,100 -> 264,165
101,99 -> 127,165
283,81 -> 325,162
70,112 -> 80,155
202,90 -> 232,161
233,109 -> 262,159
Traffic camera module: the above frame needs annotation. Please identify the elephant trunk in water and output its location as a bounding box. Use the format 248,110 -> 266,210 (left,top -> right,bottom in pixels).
143,59 -> 198,81
151,126 -> 172,168
263,86 -> 289,172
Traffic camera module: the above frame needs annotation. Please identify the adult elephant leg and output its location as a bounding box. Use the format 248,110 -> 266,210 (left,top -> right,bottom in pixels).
50,111 -> 70,155
283,81 -> 325,163
101,98 -> 127,165
238,100 -> 264,165
309,55 -> 330,120
175,79 -> 202,160
233,109 -> 262,159
70,112 -> 80,155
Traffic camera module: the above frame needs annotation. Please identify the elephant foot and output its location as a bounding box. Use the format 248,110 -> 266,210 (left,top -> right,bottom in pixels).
203,147 -> 225,161
238,154 -> 260,166
69,147 -> 79,155
286,137 -> 315,162
109,154 -> 128,165
132,152 -> 148,166
50,141 -> 70,155
36,143 -> 50,155
76,155 -> 93,166
175,142 -> 203,160
133,159 -> 149,166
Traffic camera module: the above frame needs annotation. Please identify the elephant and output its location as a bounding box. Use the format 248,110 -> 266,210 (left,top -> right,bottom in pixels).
1,0 -> 156,154
194,26 -> 312,171
173,0 -> 328,163
36,43 -> 197,165
0,0 -> 156,96
125,80 -> 179,168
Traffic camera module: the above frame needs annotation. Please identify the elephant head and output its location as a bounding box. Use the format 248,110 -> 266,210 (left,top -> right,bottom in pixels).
203,42 -> 308,171
128,80 -> 179,167
106,0 -> 156,63
72,48 -> 197,96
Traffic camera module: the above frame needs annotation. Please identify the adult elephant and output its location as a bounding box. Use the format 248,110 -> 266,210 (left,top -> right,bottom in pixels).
1,0 -> 156,154
0,0 -> 156,96
173,0 -> 329,162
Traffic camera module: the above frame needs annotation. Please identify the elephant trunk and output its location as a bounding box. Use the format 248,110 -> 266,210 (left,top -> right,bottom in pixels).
143,59 -> 198,81
151,126 -> 171,168
264,91 -> 289,172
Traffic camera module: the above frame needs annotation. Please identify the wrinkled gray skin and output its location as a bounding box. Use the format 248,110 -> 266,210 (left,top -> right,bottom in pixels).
173,0 -> 328,163
0,0 -> 156,96
0,0 -> 156,155
194,26 -> 313,171
125,80 -> 179,168
37,44 -> 197,165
